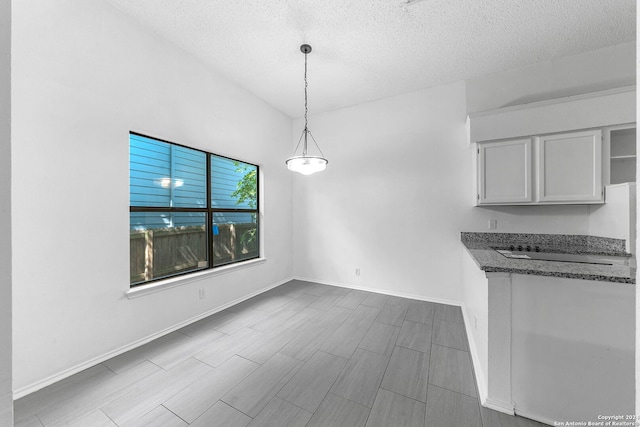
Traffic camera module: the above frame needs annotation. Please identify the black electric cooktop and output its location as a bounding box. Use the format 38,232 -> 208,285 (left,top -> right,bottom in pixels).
493,249 -> 614,265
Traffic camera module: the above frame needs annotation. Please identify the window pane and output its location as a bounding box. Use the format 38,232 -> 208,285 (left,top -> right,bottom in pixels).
212,212 -> 258,267
130,134 -> 207,208
130,212 -> 207,284
211,155 -> 257,209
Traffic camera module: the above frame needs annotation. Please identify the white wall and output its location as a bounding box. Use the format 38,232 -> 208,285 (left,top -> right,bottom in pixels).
590,183 -> 636,253
469,205 -> 590,235
291,81 -> 592,303
635,25 -> 639,421
461,249 -> 488,403
12,0 -> 293,394
0,0 -> 12,425
292,82 -> 469,302
466,42 -> 636,114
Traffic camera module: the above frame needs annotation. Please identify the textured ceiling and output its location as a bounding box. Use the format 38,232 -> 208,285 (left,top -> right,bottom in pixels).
104,0 -> 636,117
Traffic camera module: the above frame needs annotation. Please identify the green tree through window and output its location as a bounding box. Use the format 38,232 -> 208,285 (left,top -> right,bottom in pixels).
232,162 -> 258,248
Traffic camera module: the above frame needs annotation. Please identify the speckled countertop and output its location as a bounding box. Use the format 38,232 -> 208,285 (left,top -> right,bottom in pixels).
462,232 -> 636,284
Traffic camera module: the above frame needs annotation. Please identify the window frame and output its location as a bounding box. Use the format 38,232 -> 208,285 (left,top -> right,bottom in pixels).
129,131 -> 260,287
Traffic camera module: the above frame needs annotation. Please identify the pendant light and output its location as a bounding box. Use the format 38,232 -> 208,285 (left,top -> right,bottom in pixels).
286,44 -> 328,175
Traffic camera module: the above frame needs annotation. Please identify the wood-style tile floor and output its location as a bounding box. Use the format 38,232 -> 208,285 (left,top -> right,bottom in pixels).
14,280 -> 547,427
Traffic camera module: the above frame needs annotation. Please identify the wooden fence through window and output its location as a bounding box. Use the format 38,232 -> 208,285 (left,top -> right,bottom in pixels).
130,223 -> 257,284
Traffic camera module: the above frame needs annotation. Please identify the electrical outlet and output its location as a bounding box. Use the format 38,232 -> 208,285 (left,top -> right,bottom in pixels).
198,289 -> 205,299
488,219 -> 498,230
355,268 -> 361,277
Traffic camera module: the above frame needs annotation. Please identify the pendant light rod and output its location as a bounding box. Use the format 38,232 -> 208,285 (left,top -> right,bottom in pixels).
299,44 -> 325,158
302,44 -> 310,156
285,43 -> 328,175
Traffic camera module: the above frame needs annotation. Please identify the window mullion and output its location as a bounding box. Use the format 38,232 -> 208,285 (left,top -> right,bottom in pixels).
130,207 -> 207,213
206,154 -> 213,269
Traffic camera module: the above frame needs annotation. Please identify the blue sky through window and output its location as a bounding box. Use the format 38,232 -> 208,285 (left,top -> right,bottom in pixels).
130,134 -> 256,230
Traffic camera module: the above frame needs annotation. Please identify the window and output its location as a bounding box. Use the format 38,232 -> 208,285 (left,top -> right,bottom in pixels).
130,132 -> 259,286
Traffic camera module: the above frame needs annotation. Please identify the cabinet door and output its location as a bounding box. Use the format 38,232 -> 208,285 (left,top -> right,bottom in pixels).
536,130 -> 603,203
477,138 -> 532,205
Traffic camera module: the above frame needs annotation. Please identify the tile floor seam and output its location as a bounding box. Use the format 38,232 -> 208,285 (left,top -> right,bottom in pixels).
101,363 -> 119,376
218,395 -> 256,420
327,380 -> 383,410
127,404 -> 168,426
367,346 -> 394,408
277,393 -> 323,416
362,388 -> 383,427
356,390 -> 375,427
218,400 -> 255,423
34,413 -> 45,427
378,385 -> 429,405
394,342 -> 431,353
160,403 -> 190,425
430,342 -> 470,352
426,383 -> 479,401
428,345 -> 477,399
275,349 -> 347,414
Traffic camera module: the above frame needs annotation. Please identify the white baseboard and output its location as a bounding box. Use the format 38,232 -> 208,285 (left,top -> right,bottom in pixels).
460,303 -> 517,417
293,276 -> 463,307
484,397 -> 515,415
460,303 -> 488,405
512,408 -> 556,426
13,276 -> 294,399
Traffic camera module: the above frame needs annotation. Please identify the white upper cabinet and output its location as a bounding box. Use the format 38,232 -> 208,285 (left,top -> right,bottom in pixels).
536,130 -> 603,203
478,138 -> 532,204
476,130 -> 604,205
470,87 -> 634,206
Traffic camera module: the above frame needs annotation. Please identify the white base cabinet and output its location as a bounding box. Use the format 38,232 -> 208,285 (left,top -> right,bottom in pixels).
462,260 -> 635,425
510,275 -> 634,424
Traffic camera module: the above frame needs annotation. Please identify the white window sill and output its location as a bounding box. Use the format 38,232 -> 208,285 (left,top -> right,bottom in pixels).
126,258 -> 267,299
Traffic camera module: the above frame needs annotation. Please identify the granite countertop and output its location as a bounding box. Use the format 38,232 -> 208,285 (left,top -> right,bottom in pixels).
462,232 -> 636,284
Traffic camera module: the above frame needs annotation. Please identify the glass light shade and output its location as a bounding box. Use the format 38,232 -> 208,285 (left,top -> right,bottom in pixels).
286,156 -> 328,175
